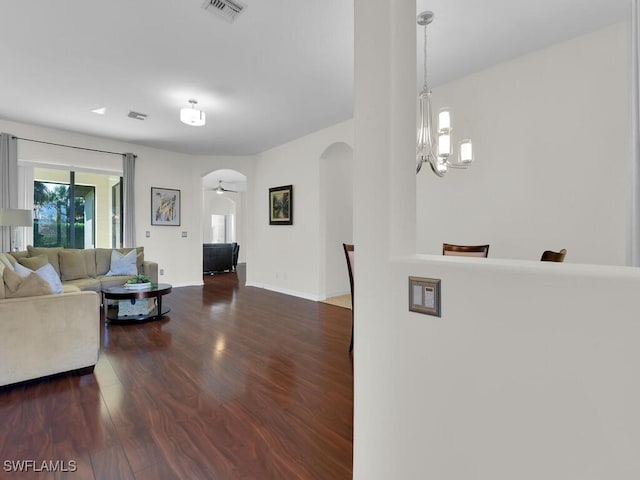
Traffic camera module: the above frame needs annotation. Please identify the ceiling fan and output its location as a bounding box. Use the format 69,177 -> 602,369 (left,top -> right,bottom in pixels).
211,180 -> 239,195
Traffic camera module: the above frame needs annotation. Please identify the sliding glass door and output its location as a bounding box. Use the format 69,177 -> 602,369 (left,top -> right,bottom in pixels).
33,167 -> 122,249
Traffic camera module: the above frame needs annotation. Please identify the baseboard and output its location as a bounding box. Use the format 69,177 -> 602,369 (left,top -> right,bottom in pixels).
244,282 -> 321,301
170,281 -> 204,287
323,289 -> 351,300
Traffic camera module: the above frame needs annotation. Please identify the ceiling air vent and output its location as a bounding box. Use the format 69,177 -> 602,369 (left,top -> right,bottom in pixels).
128,111 -> 148,121
201,0 -> 246,23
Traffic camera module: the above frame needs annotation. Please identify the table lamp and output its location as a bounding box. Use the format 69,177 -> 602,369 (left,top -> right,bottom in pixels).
0,208 -> 32,251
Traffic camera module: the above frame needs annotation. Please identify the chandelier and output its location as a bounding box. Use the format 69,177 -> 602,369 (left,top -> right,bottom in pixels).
416,11 -> 473,177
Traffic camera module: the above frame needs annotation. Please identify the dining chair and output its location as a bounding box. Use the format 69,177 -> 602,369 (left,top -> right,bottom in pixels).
540,248 -> 567,262
342,243 -> 354,353
442,243 -> 490,257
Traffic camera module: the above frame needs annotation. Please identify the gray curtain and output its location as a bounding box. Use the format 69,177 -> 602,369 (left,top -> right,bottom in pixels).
123,153 -> 136,248
0,133 -> 18,252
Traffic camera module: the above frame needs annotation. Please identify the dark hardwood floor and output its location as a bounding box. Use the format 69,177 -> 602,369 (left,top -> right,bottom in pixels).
0,265 -> 354,479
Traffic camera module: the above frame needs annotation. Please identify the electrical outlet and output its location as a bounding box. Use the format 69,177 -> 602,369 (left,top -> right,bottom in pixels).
159,268 -> 165,276
181,231 -> 187,238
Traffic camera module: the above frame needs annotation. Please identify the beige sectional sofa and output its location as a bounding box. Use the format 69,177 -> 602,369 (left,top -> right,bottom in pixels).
10,245 -> 158,291
0,246 -> 158,387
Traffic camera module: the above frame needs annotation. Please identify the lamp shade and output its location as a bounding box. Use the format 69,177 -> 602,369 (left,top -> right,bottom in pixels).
0,208 -> 32,227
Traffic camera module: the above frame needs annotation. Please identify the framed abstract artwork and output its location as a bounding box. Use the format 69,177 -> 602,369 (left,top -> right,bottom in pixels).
269,185 -> 293,225
151,187 -> 180,226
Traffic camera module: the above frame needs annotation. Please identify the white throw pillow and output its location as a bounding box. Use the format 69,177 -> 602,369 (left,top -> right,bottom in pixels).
106,249 -> 138,276
36,263 -> 63,294
13,262 -> 31,277
13,261 -> 63,294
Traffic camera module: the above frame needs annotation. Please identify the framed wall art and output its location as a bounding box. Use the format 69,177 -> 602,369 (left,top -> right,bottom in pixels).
269,185 -> 293,225
151,187 -> 180,226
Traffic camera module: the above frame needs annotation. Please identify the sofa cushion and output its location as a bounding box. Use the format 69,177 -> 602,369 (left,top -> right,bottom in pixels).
18,254 -> 49,271
3,269 -> 53,298
62,284 -> 82,293
95,249 -> 112,276
8,250 -> 28,264
106,249 -> 137,276
27,246 -> 63,276
58,250 -> 89,281
82,249 -> 97,277
62,277 -> 102,293
98,275 -> 134,290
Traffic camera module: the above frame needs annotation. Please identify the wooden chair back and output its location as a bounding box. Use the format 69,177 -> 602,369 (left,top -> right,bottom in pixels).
442,243 -> 490,258
540,248 -> 567,262
342,243 -> 354,353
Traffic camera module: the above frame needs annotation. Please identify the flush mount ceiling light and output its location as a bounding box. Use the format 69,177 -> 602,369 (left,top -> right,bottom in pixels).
416,11 -> 473,177
180,99 -> 206,126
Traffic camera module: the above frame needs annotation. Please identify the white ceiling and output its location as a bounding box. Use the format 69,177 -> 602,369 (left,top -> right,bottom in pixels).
0,1 -> 630,157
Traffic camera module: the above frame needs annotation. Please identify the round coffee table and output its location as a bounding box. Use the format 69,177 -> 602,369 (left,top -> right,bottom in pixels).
102,283 -> 172,322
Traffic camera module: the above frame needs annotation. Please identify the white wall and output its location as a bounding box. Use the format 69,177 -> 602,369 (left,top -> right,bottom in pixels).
246,120 -> 353,300
1,118 -> 253,287
354,2 -> 640,479
417,22 -> 629,265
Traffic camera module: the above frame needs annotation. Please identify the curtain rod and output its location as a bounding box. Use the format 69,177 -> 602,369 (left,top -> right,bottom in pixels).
13,136 -> 135,157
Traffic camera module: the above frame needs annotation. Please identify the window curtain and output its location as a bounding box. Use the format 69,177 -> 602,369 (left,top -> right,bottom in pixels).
0,133 -> 18,252
123,153 -> 136,248
18,165 -> 34,248
631,0 -> 640,266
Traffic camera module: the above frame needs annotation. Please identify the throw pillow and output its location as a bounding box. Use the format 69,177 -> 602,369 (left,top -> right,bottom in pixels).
3,267 -> 23,293
18,254 -> 49,271
106,249 -> 137,276
58,250 -> 89,281
27,246 -> 63,275
8,262 -> 63,294
36,263 -> 64,294
4,270 -> 53,298
13,262 -> 31,277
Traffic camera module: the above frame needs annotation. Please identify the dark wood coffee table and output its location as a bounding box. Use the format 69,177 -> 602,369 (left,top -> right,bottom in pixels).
102,283 -> 172,322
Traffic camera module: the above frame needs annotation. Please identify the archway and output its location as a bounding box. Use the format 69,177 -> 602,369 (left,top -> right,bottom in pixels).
319,142 -> 354,299
201,169 -> 247,264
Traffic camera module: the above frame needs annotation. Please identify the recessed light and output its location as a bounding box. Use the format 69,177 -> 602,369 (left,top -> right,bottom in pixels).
91,107 -> 106,115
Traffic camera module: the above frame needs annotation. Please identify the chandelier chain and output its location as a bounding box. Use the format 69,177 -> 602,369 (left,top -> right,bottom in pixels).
423,21 -> 429,92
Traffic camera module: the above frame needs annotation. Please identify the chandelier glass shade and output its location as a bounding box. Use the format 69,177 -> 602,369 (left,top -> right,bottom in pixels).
416,11 -> 473,176
180,99 -> 206,126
